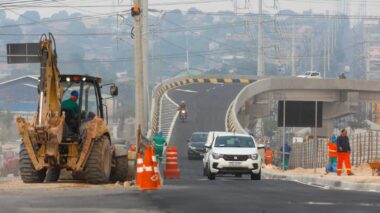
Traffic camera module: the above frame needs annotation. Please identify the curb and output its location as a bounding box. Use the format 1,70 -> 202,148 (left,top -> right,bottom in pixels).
263,171 -> 380,193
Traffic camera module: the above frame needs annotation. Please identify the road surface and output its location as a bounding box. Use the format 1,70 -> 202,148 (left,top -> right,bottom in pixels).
0,83 -> 379,213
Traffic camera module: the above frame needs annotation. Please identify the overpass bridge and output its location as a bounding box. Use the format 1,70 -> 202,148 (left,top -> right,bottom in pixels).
225,77 -> 380,137
150,75 -> 380,139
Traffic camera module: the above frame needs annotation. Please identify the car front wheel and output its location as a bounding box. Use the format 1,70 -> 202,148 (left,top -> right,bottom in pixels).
251,170 -> 261,180
207,164 -> 216,180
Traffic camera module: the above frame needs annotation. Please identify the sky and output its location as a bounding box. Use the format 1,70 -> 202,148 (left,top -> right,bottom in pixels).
2,0 -> 380,20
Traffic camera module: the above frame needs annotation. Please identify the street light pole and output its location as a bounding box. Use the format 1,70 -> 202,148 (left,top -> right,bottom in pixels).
314,100 -> 318,173
257,0 -> 265,77
282,98 -> 286,171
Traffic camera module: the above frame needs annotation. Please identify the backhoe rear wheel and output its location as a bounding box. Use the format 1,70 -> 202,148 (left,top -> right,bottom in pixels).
84,136 -> 111,184
19,143 -> 47,183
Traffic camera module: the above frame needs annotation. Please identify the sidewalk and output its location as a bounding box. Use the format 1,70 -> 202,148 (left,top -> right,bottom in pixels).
262,164 -> 380,193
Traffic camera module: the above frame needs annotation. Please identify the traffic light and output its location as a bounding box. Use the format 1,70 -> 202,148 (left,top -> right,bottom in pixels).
131,5 -> 141,17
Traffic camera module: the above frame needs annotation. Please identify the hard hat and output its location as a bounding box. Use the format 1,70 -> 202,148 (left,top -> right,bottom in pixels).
331,135 -> 337,142
71,90 -> 79,97
181,100 -> 185,103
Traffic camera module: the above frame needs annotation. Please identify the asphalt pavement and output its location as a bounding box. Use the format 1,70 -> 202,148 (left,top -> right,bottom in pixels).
0,83 -> 379,213
151,83 -> 380,213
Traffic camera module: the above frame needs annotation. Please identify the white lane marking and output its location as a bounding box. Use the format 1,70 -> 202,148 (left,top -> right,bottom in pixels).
357,203 -> 380,207
303,202 -> 380,207
305,201 -> 335,206
175,89 -> 198,93
292,179 -> 329,190
19,208 -> 161,213
206,83 -> 224,92
164,92 -> 179,146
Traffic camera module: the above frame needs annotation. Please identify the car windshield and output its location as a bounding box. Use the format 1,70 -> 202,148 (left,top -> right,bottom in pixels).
305,71 -> 311,75
214,136 -> 255,148
191,133 -> 208,142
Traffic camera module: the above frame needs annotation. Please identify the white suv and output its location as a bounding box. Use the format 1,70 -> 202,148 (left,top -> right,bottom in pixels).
202,132 -> 262,180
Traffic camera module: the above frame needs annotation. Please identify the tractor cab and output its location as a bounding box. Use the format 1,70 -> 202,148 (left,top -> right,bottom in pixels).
60,75 -> 118,141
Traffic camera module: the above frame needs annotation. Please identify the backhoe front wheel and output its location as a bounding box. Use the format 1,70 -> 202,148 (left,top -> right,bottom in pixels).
19,143 -> 47,183
110,156 -> 129,183
46,168 -> 61,182
84,136 -> 111,184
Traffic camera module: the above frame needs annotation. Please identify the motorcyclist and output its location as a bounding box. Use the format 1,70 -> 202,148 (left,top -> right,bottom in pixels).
178,100 -> 188,119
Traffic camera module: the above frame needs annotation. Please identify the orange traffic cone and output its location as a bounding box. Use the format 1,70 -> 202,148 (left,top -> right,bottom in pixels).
135,152 -> 144,186
163,146 -> 180,179
140,146 -> 160,190
151,148 -> 161,187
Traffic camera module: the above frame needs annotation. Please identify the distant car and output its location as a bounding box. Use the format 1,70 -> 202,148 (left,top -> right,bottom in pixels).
297,71 -> 321,78
202,132 -> 262,180
187,132 -> 208,160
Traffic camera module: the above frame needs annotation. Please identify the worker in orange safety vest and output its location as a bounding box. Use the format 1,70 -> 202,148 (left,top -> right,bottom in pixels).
326,135 -> 337,173
328,135 -> 338,163
265,148 -> 273,165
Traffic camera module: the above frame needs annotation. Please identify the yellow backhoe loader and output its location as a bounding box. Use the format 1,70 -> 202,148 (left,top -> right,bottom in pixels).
7,33 -> 128,184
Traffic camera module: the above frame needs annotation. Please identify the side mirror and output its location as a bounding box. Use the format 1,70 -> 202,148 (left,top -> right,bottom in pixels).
110,85 -> 118,96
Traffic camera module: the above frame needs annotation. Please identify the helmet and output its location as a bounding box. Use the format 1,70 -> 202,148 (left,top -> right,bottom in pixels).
71,90 -> 79,97
181,100 -> 185,104
331,134 -> 337,143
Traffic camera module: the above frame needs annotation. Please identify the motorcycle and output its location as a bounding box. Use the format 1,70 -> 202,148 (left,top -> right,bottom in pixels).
179,109 -> 187,122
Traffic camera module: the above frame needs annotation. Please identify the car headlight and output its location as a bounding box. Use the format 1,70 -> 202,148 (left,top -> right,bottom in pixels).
250,154 -> 259,160
212,152 -> 223,159
181,110 -> 186,113
189,146 -> 196,150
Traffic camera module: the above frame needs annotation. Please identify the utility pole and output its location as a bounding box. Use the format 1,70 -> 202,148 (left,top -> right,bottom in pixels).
310,31 -> 314,71
141,0 -> 149,132
257,0 -> 264,77
323,11 -> 328,78
323,28 -> 327,78
132,0 -> 145,136
365,27 -> 370,80
327,11 -> 331,74
185,31 -> 190,72
291,19 -> 296,76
